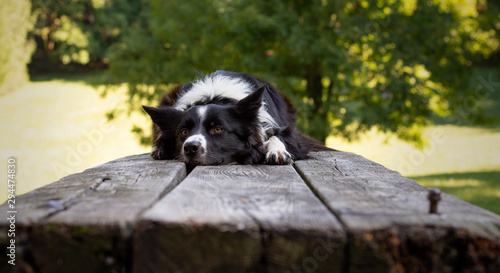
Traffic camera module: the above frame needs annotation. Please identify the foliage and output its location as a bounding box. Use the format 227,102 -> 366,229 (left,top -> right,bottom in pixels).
30,0 -> 142,66
110,1 -> 499,143
0,0 -> 35,95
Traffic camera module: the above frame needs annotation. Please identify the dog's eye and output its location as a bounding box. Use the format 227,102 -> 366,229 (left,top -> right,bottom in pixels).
180,129 -> 189,136
212,126 -> 224,134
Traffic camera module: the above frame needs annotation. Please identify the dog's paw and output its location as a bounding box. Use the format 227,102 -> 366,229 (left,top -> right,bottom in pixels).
264,136 -> 293,165
150,145 -> 161,160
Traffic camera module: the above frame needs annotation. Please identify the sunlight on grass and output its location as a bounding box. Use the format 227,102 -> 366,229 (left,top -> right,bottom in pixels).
411,171 -> 500,215
0,81 -> 149,202
326,125 -> 500,176
417,178 -> 481,187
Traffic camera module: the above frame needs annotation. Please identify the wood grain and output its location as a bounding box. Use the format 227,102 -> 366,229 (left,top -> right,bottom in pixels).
135,164 -> 345,273
2,150 -> 499,272
295,151 -> 500,273
0,154 -> 186,273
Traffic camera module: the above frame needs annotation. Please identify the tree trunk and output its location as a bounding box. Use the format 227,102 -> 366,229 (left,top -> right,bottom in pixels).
305,67 -> 329,143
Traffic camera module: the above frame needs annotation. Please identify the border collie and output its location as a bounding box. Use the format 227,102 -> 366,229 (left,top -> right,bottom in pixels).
142,70 -> 332,167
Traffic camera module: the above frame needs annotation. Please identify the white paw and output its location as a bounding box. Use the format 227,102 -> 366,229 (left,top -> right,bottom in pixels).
264,136 -> 293,165
151,145 -> 160,160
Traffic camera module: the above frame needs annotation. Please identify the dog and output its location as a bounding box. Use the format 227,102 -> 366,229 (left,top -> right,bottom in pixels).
142,70 -> 332,167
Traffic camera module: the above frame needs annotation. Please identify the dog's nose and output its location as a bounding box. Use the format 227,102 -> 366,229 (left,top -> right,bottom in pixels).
184,141 -> 201,156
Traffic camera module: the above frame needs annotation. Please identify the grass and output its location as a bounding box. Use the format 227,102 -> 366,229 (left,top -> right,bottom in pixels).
327,125 -> 500,175
410,171 -> 500,214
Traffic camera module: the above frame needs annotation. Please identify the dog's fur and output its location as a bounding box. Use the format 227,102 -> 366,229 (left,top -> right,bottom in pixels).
143,70 -> 332,167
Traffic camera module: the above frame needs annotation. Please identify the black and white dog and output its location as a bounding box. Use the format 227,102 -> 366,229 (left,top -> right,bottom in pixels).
143,70 -> 332,167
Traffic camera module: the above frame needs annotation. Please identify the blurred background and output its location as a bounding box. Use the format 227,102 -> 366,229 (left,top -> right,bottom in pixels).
0,0 -> 499,213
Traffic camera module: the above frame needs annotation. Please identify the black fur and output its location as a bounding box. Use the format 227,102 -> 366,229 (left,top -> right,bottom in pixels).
143,70 -> 333,166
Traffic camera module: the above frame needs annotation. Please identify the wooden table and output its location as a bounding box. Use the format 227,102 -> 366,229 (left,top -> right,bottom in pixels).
1,151 -> 499,273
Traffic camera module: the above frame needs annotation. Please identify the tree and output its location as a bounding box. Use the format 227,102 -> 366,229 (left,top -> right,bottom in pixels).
0,0 -> 34,95
107,0 -> 499,145
30,0 -> 142,68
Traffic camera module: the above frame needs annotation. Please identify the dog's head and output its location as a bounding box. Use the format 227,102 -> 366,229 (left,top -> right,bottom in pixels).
143,86 -> 266,167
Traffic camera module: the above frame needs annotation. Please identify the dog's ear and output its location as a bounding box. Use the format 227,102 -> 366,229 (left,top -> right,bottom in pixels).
235,85 -> 266,117
142,106 -> 183,131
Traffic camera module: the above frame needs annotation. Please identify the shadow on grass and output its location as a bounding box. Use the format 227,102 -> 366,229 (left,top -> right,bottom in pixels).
410,171 -> 500,215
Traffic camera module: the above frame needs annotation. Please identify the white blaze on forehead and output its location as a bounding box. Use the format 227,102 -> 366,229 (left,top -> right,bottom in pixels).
174,75 -> 253,111
197,105 -> 208,123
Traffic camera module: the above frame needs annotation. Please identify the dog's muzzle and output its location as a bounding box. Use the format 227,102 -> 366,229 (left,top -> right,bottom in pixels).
181,139 -> 207,166
184,140 -> 203,156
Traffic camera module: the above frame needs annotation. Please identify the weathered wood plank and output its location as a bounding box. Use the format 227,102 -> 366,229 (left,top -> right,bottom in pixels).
135,165 -> 346,273
0,154 -> 186,273
4,150 -> 497,273
294,151 -> 500,273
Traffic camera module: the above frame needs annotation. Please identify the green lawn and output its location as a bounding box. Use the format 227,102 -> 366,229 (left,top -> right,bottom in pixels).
410,171 -> 500,215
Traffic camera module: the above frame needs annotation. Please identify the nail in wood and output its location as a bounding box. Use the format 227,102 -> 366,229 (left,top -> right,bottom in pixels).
427,188 -> 441,214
